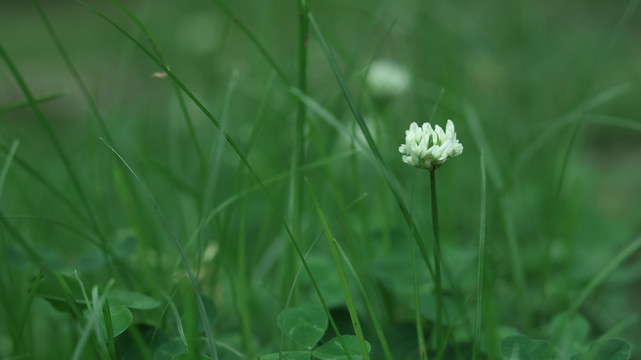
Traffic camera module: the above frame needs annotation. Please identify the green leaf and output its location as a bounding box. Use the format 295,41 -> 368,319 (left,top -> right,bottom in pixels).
313,335 -> 371,360
83,302 -> 133,338
109,289 -> 161,310
277,306 -> 328,348
547,312 -> 589,357
154,339 -> 187,360
501,335 -> 560,360
259,351 -> 311,360
570,338 -> 631,360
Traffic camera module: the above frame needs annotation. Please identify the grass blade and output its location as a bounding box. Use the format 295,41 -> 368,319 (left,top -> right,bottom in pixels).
307,178 -> 369,360
0,42 -> 114,276
306,14 -> 437,283
209,0 -> 290,84
74,3 -> 376,354
0,139 -> 19,202
472,153 -> 487,360
334,235 -> 394,360
99,138 -> 220,360
0,94 -> 63,115
569,235 -> 641,313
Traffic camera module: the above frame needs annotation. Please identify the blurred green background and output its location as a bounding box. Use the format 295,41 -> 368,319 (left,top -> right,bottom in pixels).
1,0 -> 641,359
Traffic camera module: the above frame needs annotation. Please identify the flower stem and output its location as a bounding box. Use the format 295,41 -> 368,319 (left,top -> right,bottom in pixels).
429,169 -> 444,350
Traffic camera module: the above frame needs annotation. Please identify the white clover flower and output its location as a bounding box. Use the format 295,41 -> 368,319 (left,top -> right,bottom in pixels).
365,59 -> 410,99
399,120 -> 463,170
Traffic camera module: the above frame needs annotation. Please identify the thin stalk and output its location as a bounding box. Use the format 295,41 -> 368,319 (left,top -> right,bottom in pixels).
413,245 -> 428,360
286,0 -> 309,306
429,169 -> 443,351
292,0 -> 309,239
472,154 -> 487,360
102,297 -> 117,360
16,269 -> 43,350
304,17 -> 438,284
237,197 -> 254,357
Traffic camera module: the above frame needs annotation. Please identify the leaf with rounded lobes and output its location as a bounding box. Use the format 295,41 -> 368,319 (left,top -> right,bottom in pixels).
277,306 -> 328,348
570,338 -> 631,360
258,351 -> 310,360
313,335 -> 371,360
547,312 -> 589,357
154,339 -> 187,360
501,335 -> 559,360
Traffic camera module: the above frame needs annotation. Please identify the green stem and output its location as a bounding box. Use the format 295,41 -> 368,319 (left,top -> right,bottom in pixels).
413,245 -> 428,360
429,169 -> 443,351
472,154 -> 487,360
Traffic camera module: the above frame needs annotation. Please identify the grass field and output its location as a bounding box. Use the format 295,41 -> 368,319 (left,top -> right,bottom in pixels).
1,0 -> 641,359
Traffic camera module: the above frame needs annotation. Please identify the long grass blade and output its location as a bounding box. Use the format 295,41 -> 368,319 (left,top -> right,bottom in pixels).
569,235 -> 641,313
0,143 -> 86,220
31,0 -> 112,138
334,236 -> 394,360
0,42 -> 114,275
0,139 -> 19,202
99,138 -> 220,360
307,178 -> 369,360
75,3 -> 358,353
472,153 -> 487,360
306,14 -> 437,283
107,0 -> 206,166
0,94 -> 62,115
209,0 -> 290,84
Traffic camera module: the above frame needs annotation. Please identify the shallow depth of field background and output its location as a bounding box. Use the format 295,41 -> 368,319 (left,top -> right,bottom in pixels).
1,0 -> 641,359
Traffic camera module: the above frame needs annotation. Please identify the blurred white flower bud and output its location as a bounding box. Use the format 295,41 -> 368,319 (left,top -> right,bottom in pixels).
365,59 -> 410,99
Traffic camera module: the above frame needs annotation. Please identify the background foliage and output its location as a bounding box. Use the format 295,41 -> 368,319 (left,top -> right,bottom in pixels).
1,0 -> 641,359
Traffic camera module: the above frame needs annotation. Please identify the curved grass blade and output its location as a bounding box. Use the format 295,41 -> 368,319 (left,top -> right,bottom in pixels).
0,42 -> 114,275
279,192 -> 369,360
569,235 -> 641,314
107,0 -> 206,167
0,94 -> 62,115
209,0 -> 290,84
100,138 -> 219,360
306,14 -> 437,283
0,143 -> 86,221
0,139 -> 19,202
472,153 -> 487,360
307,178 -> 370,360
75,3 -> 353,355
334,235 -> 394,360
31,0 -> 112,138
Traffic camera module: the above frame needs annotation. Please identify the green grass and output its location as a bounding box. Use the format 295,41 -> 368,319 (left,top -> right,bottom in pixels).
1,0 -> 641,359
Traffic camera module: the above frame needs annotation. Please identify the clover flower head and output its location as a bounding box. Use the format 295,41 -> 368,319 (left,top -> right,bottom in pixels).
365,59 -> 410,99
399,120 -> 463,170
